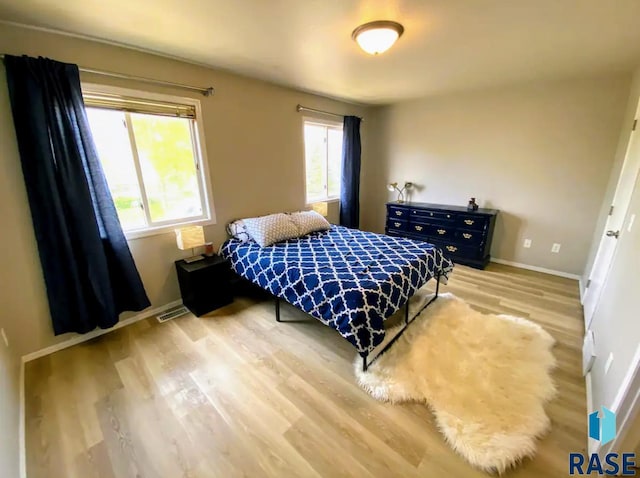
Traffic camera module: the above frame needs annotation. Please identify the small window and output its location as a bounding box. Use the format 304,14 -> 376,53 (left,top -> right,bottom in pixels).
303,119 -> 343,204
83,85 -> 214,237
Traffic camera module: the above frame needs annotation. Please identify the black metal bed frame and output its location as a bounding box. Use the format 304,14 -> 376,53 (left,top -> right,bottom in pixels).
273,271 -> 442,373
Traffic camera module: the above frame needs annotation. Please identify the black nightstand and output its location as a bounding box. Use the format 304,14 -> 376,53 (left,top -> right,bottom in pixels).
175,255 -> 233,316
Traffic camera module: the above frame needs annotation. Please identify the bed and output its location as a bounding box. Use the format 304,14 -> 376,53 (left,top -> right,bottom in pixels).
220,225 -> 454,370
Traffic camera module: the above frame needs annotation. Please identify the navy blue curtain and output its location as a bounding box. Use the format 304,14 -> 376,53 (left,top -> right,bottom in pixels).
339,115 -> 362,228
5,55 -> 150,335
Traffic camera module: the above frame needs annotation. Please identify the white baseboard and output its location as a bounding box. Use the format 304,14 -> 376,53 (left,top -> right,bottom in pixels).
19,360 -> 25,478
579,279 -> 586,304
21,299 -> 182,363
490,258 -> 581,280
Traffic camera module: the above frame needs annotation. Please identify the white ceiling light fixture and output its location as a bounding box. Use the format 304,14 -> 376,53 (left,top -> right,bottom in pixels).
352,20 -> 405,55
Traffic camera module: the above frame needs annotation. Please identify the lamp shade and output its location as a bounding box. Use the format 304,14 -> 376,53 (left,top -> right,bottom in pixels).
311,201 -> 329,217
175,225 -> 205,250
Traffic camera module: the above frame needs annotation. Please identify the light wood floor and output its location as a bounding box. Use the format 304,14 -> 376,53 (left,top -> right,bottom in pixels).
25,263 -> 587,477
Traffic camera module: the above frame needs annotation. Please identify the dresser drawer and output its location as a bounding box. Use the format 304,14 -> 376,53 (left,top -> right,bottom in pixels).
386,218 -> 408,232
411,209 -> 455,223
437,242 -> 481,260
388,206 -> 409,219
408,222 -> 430,235
455,228 -> 484,245
456,214 -> 488,231
428,224 -> 455,239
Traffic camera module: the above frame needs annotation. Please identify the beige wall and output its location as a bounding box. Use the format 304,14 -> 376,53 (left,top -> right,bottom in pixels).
0,23 -> 370,357
361,76 -> 630,275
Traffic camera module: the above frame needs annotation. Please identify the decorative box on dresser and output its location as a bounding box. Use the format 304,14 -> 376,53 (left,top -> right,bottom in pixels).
385,202 -> 499,269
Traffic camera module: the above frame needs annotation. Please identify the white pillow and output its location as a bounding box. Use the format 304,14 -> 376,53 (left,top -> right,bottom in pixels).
243,213 -> 300,247
226,219 -> 251,242
290,210 -> 331,236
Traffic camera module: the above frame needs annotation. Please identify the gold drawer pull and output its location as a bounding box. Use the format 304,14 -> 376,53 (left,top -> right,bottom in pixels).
437,229 -> 446,235
464,219 -> 474,225
462,233 -> 472,239
415,225 -> 423,231
446,214 -> 451,218
394,222 -> 401,227
395,210 -> 402,216
446,245 -> 458,252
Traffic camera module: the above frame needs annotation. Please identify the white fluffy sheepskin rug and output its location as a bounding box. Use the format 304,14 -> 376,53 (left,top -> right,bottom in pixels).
355,291 -> 557,474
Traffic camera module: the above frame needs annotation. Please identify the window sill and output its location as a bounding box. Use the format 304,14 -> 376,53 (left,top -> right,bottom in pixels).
124,217 -> 216,241
306,198 -> 340,207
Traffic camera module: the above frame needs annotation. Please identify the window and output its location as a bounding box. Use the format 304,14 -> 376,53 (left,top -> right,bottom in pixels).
83,85 -> 214,237
303,119 -> 343,203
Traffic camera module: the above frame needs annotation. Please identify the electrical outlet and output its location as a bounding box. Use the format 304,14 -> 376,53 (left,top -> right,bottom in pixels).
0,328 -> 8,348
604,352 -> 614,375
523,239 -> 532,248
551,243 -> 561,253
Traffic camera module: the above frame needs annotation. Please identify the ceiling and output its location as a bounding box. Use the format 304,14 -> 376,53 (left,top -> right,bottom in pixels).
1,0 -> 640,104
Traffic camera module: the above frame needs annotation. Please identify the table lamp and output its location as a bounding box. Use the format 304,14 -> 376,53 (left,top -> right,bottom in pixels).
175,225 -> 205,263
311,201 -> 329,217
387,181 -> 413,203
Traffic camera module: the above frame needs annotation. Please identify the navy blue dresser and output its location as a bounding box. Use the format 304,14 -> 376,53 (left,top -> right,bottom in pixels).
385,202 -> 499,269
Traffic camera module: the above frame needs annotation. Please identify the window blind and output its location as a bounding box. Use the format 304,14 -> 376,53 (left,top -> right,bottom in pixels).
82,92 -> 196,119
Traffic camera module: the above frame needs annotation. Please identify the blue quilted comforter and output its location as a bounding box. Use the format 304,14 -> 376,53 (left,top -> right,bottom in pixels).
220,226 -> 453,355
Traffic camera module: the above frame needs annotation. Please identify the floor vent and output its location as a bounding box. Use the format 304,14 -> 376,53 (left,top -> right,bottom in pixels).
157,305 -> 190,323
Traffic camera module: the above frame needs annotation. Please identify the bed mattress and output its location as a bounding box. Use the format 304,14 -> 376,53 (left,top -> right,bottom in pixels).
220,225 -> 453,355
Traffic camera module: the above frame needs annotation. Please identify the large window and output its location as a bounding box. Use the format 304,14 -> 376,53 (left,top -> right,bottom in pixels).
83,85 -> 214,237
303,119 -> 343,203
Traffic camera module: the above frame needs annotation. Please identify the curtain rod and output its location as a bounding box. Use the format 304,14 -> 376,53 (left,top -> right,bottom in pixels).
0,54 -> 215,97
297,104 -> 363,122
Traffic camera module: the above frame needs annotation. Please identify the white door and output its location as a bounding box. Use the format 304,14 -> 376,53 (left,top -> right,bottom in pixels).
583,104 -> 640,328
